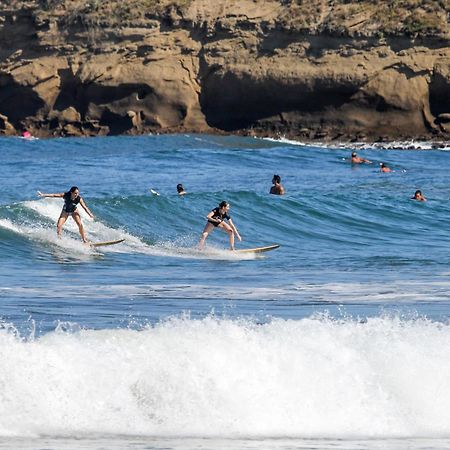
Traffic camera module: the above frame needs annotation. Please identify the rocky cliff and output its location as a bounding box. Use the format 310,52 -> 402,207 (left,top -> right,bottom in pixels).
0,0 -> 449,141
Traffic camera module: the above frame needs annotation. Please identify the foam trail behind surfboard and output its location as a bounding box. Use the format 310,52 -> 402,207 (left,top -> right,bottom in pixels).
148,240 -> 256,260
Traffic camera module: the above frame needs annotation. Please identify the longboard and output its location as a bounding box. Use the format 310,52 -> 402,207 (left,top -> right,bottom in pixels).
235,244 -> 280,254
90,239 -> 125,248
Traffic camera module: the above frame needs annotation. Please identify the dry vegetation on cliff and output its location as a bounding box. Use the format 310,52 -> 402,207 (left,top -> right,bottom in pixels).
38,0 -> 194,26
280,0 -> 449,37
1,0 -> 448,37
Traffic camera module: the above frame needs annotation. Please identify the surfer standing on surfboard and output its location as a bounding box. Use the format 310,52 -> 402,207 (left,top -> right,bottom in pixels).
199,201 -> 241,251
37,186 -> 94,243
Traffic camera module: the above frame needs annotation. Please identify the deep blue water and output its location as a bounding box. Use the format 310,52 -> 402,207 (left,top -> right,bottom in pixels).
1,134 -> 450,448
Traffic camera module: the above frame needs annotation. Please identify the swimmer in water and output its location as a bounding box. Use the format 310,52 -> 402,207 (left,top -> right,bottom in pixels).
351,152 -> 371,164
177,183 -> 186,196
380,163 -> 392,173
270,174 -> 285,195
411,190 -> 426,202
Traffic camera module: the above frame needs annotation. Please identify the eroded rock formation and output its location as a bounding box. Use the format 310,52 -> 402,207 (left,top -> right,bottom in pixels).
0,0 -> 449,140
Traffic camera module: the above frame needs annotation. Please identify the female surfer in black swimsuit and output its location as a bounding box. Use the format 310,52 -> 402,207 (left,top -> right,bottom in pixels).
199,201 -> 241,250
37,186 -> 94,243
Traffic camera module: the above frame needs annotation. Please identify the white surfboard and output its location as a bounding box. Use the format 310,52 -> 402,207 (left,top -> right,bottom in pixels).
90,239 -> 125,248
235,244 -> 280,254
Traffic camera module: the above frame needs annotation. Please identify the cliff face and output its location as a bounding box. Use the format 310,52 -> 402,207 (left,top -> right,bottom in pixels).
0,0 -> 449,140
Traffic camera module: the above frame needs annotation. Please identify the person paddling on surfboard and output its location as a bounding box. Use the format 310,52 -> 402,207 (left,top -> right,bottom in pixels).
199,201 -> 241,251
37,186 -> 94,243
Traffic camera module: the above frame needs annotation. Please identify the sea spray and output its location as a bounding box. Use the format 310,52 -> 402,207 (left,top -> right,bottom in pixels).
1,316 -> 450,438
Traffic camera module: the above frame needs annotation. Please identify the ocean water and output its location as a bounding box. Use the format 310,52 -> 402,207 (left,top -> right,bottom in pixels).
1,134 -> 450,449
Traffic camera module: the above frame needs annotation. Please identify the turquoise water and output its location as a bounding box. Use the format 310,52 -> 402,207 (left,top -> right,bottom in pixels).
1,134 -> 450,448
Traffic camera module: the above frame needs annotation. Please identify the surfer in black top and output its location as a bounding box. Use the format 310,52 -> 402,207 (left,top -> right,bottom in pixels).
199,201 -> 241,250
37,186 -> 94,243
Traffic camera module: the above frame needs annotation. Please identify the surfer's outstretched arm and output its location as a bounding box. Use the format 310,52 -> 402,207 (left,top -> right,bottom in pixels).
80,197 -> 95,219
37,191 -> 64,198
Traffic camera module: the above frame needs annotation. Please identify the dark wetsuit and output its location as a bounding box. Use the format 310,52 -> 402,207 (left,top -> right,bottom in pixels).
63,192 -> 81,214
208,207 -> 230,227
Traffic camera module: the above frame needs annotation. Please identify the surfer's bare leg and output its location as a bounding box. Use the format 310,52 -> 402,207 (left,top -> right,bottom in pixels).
72,211 -> 88,243
219,222 -> 235,250
199,222 -> 214,249
56,212 -> 69,239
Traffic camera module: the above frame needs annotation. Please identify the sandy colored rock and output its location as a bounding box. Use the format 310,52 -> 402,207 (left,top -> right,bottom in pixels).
0,1 -> 448,140
0,113 -> 15,135
51,106 -> 81,123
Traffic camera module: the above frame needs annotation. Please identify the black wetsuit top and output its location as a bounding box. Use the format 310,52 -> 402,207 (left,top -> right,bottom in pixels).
63,192 -> 81,213
208,207 -> 230,227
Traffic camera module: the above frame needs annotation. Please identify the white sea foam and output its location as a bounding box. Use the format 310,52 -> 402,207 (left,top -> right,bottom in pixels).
1,316 -> 450,439
260,136 -> 450,151
149,239 -> 256,260
0,218 -> 92,256
1,279 -> 449,303
261,137 -> 312,147
3,437 -> 450,450
0,219 -> 21,234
